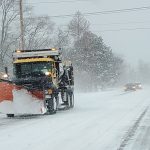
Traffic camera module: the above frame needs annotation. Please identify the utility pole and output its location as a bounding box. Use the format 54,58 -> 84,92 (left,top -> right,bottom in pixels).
19,0 -> 25,50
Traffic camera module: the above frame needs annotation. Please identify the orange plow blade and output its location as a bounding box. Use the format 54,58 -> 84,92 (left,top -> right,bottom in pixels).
0,82 -> 46,115
0,82 -> 14,102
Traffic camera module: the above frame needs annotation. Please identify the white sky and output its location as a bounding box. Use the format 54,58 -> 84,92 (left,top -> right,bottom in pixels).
26,0 -> 150,65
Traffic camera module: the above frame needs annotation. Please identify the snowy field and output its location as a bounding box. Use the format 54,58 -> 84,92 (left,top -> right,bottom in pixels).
0,87 -> 150,150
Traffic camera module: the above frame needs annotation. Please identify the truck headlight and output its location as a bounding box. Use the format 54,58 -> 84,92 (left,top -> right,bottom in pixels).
45,89 -> 53,94
48,89 -> 53,94
45,90 -> 49,94
3,74 -> 8,78
45,72 -> 50,76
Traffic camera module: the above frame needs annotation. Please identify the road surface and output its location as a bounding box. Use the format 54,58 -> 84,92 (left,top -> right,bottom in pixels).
0,87 -> 150,150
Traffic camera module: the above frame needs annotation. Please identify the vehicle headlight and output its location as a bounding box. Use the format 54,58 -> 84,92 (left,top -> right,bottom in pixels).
3,74 -> 8,78
45,72 -> 51,76
45,89 -> 53,94
45,90 -> 49,94
48,89 -> 53,94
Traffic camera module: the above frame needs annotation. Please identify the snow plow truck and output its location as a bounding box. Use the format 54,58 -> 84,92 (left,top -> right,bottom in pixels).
0,48 -> 74,117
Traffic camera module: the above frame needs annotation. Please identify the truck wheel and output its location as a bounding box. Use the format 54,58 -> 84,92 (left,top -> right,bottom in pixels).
61,90 -> 67,103
48,97 -> 58,114
7,114 -> 14,118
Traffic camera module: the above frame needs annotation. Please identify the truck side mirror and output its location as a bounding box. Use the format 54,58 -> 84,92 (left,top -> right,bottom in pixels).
5,67 -> 8,74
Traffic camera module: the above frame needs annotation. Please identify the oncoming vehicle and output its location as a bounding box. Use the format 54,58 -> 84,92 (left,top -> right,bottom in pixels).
134,83 -> 142,89
124,83 -> 142,91
124,83 -> 137,91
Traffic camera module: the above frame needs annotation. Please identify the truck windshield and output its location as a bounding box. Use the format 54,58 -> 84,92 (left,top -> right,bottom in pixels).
14,62 -> 52,78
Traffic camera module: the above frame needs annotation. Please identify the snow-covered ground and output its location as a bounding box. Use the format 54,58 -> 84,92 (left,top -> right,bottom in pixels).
0,87 -> 150,150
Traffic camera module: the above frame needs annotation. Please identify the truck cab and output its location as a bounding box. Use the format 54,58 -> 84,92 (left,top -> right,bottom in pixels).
12,49 -> 61,89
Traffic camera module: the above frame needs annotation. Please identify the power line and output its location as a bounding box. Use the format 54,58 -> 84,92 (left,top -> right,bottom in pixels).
59,20 -> 150,27
22,0 -> 90,4
34,6 -> 150,18
91,21 -> 150,26
93,27 -> 150,32
58,24 -> 150,32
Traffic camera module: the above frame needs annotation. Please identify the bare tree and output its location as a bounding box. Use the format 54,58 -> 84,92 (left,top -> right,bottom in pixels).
51,27 -> 71,59
0,0 -> 19,71
0,1 -> 2,7
24,16 -> 55,50
68,11 -> 90,40
53,28 -> 69,48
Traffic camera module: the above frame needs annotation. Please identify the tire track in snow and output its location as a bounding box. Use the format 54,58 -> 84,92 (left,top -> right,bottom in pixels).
80,94 -> 150,150
118,91 -> 135,96
0,114 -> 45,131
117,107 -> 149,150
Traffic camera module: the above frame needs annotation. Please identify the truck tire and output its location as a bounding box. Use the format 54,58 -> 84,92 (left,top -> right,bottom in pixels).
7,114 -> 14,118
68,93 -> 74,108
61,90 -> 67,103
47,97 -> 58,114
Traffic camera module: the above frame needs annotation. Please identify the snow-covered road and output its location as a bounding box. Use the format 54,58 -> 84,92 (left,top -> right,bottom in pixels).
0,87 -> 150,150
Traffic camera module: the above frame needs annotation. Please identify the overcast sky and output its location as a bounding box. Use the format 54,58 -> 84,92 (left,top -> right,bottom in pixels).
26,0 -> 150,65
